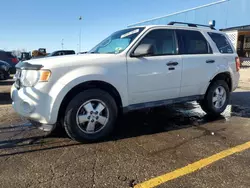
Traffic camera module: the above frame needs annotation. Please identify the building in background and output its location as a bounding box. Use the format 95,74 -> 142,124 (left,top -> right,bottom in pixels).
129,0 -> 250,65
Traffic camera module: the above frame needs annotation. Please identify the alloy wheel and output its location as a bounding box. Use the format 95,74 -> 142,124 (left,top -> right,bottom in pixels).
76,99 -> 109,134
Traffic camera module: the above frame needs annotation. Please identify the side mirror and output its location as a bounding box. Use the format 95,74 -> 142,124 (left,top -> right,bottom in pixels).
131,44 -> 154,57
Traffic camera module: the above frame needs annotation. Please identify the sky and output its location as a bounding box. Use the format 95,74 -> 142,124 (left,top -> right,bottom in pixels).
0,0 -> 218,53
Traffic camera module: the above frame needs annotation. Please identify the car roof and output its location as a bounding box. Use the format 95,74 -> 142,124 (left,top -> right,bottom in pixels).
130,25 -> 224,33
53,50 -> 75,52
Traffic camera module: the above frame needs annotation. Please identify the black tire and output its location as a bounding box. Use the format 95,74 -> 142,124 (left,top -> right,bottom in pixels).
64,89 -> 118,142
200,80 -> 230,116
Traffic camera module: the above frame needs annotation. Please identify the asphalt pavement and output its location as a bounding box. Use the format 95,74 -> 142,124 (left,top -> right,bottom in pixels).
0,73 -> 250,188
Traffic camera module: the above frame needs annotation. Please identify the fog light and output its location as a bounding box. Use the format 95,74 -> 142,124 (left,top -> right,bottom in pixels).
21,101 -> 34,113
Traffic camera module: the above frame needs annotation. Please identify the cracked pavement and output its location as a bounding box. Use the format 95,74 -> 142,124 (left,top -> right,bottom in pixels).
1,71 -> 250,188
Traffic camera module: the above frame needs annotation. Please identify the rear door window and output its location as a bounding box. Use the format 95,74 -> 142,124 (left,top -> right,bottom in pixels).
176,30 -> 212,54
208,32 -> 233,53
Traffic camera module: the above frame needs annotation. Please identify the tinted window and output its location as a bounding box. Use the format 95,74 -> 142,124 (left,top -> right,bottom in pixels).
58,52 -> 65,56
208,32 -> 233,54
66,51 -> 75,55
176,30 -> 211,54
6,52 -> 15,58
137,29 -> 177,56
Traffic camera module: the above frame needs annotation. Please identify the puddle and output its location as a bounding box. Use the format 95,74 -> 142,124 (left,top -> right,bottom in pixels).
141,101 -> 250,133
226,105 -> 250,118
170,102 -> 250,121
111,101 -> 250,141
1,99 -> 250,147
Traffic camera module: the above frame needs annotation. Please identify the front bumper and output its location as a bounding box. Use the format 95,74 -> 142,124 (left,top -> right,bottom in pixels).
11,85 -> 53,125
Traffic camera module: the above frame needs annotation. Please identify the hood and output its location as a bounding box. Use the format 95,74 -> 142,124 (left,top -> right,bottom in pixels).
17,53 -> 117,69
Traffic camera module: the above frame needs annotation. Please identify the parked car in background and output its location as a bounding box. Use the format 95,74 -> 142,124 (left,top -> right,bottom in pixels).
46,50 -> 75,57
0,60 -> 10,80
20,52 -> 32,61
0,50 -> 18,74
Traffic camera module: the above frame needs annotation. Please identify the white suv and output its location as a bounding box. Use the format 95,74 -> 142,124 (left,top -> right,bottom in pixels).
11,23 -> 240,142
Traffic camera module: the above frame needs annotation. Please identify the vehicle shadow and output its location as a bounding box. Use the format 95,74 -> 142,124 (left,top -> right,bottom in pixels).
0,103 -> 222,157
110,106 -> 223,141
0,135 -> 81,157
230,91 -> 250,107
0,91 -> 249,157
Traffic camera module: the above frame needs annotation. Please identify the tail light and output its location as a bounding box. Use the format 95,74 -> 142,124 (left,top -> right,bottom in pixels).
235,57 -> 240,72
11,58 -> 18,64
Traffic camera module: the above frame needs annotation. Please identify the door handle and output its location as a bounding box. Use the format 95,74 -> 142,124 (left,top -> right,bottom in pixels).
206,60 -> 215,63
166,61 -> 178,66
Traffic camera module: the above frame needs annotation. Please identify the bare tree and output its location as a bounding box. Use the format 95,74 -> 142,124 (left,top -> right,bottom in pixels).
12,49 -> 27,58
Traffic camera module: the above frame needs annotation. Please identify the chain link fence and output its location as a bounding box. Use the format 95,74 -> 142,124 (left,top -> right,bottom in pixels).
241,58 -> 250,69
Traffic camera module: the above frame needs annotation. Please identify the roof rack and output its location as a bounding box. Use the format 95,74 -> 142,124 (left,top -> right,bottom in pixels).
168,21 -> 216,30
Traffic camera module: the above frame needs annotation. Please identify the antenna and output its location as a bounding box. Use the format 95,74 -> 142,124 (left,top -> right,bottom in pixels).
61,39 -> 64,50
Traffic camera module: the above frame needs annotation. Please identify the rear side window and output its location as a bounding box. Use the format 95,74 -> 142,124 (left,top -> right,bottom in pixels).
66,51 -> 75,55
208,32 -> 233,54
6,52 -> 15,58
58,52 -> 65,56
176,30 -> 212,54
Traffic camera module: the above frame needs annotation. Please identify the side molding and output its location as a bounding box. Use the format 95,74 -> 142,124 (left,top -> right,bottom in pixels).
123,95 -> 204,112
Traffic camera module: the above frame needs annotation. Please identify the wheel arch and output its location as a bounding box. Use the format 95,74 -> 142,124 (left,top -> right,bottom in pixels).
57,80 -> 123,123
205,72 -> 232,96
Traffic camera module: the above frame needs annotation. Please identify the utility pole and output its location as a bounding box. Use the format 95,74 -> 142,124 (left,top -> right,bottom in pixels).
61,39 -> 64,50
79,16 -> 83,53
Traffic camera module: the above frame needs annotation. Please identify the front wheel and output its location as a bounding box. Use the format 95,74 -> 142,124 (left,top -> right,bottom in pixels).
64,89 -> 118,142
200,80 -> 230,116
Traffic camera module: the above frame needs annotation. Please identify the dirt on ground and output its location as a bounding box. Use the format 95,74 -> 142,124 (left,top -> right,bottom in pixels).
238,68 -> 250,90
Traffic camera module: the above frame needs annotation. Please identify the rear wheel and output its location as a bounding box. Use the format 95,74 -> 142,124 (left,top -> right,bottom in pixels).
64,89 -> 118,142
200,80 -> 229,116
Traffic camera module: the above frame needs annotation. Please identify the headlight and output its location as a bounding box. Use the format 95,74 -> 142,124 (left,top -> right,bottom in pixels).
20,70 -> 40,87
20,70 -> 51,87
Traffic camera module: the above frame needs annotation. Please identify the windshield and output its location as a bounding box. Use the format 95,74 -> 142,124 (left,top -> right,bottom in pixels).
89,27 -> 145,54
